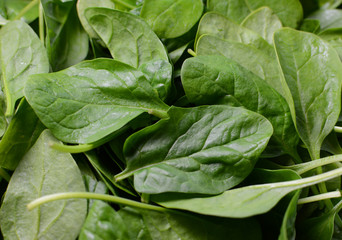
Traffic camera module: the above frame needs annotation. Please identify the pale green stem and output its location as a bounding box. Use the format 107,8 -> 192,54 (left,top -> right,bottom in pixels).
111,0 -> 136,9
298,190 -> 342,205
334,126 -> 342,133
187,49 -> 197,57
39,1 -> 44,44
148,109 -> 169,119
27,192 -> 167,212
13,0 -> 39,20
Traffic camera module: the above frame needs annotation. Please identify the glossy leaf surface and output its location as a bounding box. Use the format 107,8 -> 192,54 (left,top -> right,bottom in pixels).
86,7 -> 168,68
181,55 -> 298,157
0,130 -> 86,240
3,0 -> 38,22
140,0 -> 203,39
0,99 -> 45,170
196,35 -> 284,97
116,105 -> 273,194
309,9 -> 342,31
0,20 -> 49,115
319,28 -> 342,60
195,12 -> 274,56
207,0 -> 303,28
241,7 -> 282,45
25,59 -> 169,144
274,28 -> 342,159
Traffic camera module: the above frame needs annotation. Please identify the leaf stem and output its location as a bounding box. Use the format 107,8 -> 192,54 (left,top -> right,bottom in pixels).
27,192 -> 168,212
111,0 -> 136,10
298,190 -> 342,205
148,109 -> 169,119
187,49 -> 197,57
13,0 -> 39,20
38,1 -> 44,44
334,126 -> 342,133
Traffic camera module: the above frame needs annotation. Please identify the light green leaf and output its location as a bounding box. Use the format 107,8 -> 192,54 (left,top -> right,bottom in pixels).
274,28 -> 342,159
207,0 -> 303,28
319,28 -> 342,60
116,105 -> 273,194
309,9 -> 342,31
79,201 -> 129,240
0,20 -> 49,116
140,0 -> 203,39
76,0 -> 115,39
196,35 -> 285,97
24,59 -> 169,144
0,130 -> 87,240
152,167 -> 342,218
85,7 -> 168,68
0,99 -> 45,170
4,0 -> 38,22
181,56 -> 298,159
195,12 -> 274,57
241,7 -> 282,45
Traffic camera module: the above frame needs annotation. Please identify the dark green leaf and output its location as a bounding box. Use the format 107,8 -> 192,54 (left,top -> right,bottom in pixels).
0,20 -> 49,116
241,7 -> 282,45
24,59 -> 169,144
140,0 -> 203,39
0,99 -> 45,170
299,19 -> 321,33
274,28 -> 342,159
181,55 -> 299,157
79,201 -> 129,240
116,105 -> 273,194
0,130 -> 87,239
196,35 -> 285,97
85,7 -> 168,68
207,0 -> 303,28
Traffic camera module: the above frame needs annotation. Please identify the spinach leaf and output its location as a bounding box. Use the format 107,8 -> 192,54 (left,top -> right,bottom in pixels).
76,0 -> 115,39
278,190 -> 300,240
152,167 -> 342,218
207,0 -> 303,28
25,59 -> 169,144
79,201 -> 129,240
274,28 -> 342,159
0,99 -> 45,170
3,0 -> 38,22
140,0 -> 203,39
0,20 -> 49,116
319,28 -> 342,60
181,55 -> 299,158
309,9 -> 342,31
116,105 -> 273,194
0,130 -> 86,240
196,35 -> 285,97
299,19 -> 320,33
139,59 -> 172,101
241,7 -> 282,45
195,12 -> 274,57
85,7 -> 168,68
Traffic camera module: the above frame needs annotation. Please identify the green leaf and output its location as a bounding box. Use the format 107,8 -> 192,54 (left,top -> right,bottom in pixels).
50,3 -> 89,71
79,201 -> 129,240
0,99 -> 45,170
140,0 -> 203,39
0,130 -> 86,239
4,0 -> 38,22
152,167 -> 342,218
0,20 -> 49,116
274,28 -> 342,159
299,19 -> 320,33
116,105 -> 273,194
85,7 -> 168,68
76,0 -> 115,39
278,190 -> 300,240
319,28 -> 342,60
308,9 -> 342,31
241,7 -> 282,45
195,12 -> 274,57
24,58 -> 169,144
181,55 -> 299,158
196,35 -> 285,97
207,0 -> 303,28
139,59 -> 172,101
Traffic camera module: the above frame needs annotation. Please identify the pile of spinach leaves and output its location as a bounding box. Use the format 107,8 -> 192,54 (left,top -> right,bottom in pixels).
2,0 -> 342,239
